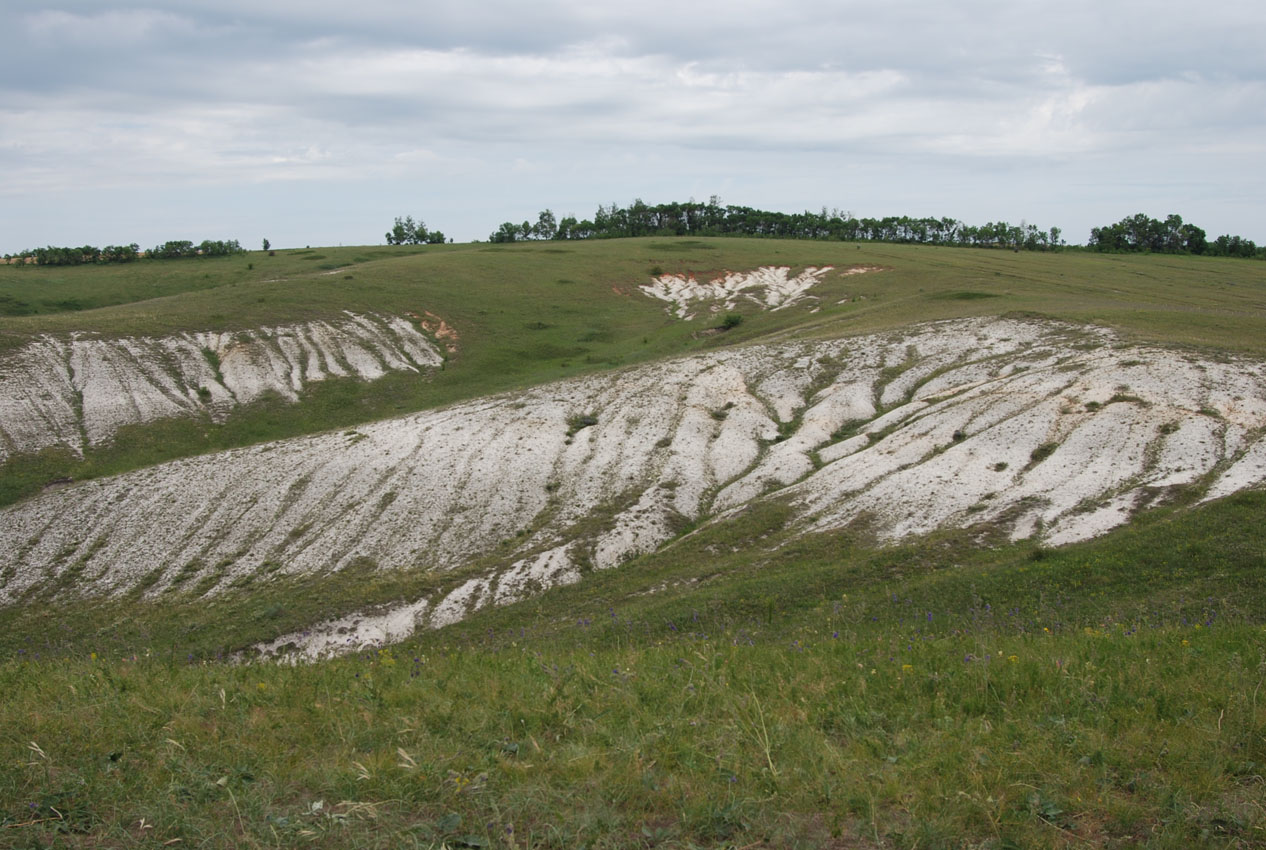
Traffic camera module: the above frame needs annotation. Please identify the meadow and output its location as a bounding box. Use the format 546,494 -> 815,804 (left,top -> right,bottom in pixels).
1,239 -> 1265,847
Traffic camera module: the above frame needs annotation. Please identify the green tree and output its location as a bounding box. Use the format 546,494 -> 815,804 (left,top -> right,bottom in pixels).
533,209 -> 558,240
386,215 -> 430,245
488,222 -> 520,243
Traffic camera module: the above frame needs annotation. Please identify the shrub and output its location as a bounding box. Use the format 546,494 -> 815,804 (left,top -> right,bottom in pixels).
567,414 -> 599,437
1028,442 -> 1059,467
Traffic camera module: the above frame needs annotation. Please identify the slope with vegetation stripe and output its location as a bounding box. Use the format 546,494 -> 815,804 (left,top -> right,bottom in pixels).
3,318 -> 1265,619
2,238 -> 1264,503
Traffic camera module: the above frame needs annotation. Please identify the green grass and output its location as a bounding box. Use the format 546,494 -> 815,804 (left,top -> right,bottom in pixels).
4,241 -> 1264,358
4,625 -> 1262,848
3,239 -> 1266,846
2,489 -> 1264,847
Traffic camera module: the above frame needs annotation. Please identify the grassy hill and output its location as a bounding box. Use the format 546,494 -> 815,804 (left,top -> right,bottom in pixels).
3,239 -> 1264,509
1,239 -> 1264,848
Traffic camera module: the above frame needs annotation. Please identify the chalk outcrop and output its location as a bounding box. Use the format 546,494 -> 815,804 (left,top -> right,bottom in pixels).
0,312 -> 444,461
640,265 -> 868,319
1,317 -> 1263,659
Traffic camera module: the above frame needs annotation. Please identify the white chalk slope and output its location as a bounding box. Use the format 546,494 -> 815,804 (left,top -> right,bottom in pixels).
638,265 -> 877,319
0,312 -> 444,462
2,317 -> 1264,659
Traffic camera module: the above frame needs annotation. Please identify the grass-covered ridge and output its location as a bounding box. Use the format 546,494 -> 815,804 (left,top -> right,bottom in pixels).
4,240 -> 1265,356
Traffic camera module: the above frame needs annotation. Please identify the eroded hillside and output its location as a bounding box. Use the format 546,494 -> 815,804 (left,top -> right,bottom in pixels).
2,316 -> 1263,658
0,312 -> 444,461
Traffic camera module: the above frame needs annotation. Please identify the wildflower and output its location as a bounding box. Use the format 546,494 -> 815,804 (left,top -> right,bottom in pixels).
1007,655 -> 1018,663
901,664 -> 913,673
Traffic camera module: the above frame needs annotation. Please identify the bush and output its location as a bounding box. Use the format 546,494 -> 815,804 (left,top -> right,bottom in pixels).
566,414 -> 599,437
1028,442 -> 1059,467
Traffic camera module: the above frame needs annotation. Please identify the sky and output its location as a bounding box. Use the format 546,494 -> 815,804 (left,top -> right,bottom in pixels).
2,1 -> 1264,251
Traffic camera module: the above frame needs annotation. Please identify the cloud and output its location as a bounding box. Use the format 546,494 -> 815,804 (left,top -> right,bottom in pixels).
23,8 -> 196,44
0,0 -> 1263,248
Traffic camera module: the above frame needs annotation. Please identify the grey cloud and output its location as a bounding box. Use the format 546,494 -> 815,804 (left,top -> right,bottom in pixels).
1,0 -> 1262,250
14,0 -> 1259,93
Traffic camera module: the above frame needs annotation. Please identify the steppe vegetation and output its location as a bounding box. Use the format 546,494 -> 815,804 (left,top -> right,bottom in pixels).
2,237 -> 1265,847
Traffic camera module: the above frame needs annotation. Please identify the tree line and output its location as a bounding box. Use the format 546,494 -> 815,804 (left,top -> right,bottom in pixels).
385,216 -> 446,245
1087,213 -> 1262,259
5,239 -> 245,267
488,198 -> 1065,251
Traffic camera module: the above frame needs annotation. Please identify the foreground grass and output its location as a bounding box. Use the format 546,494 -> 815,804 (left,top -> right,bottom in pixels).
3,620 -> 1262,847
3,494 -> 1264,847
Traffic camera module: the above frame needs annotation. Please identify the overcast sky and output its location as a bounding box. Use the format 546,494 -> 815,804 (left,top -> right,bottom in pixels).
2,1 -> 1263,251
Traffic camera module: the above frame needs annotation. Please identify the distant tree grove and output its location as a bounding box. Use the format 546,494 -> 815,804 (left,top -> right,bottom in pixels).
5,239 -> 245,267
385,216 -> 446,246
487,197 -> 1065,251
1087,213 -> 1263,259
485,200 -> 1262,261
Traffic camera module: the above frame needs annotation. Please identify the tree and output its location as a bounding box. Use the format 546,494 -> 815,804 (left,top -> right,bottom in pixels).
150,240 -> 195,259
488,222 -> 520,243
1180,223 -> 1206,254
102,243 -> 139,263
533,209 -> 558,241
262,238 -> 270,251
556,215 -> 578,240
386,215 -> 430,245
386,216 -> 413,245
1087,213 -> 1254,257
